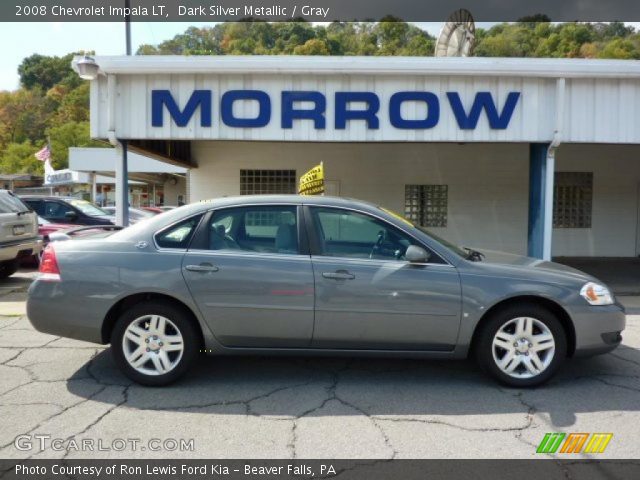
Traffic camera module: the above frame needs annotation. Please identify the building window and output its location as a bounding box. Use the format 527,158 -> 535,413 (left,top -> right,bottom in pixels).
240,170 -> 296,195
553,172 -> 593,228
404,185 -> 448,227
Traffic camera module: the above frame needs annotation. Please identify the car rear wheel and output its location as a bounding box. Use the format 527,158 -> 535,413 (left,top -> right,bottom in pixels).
0,260 -> 18,279
475,304 -> 567,387
111,301 -> 199,386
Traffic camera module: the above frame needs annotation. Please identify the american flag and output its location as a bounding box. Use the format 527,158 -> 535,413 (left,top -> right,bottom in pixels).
34,145 -> 51,162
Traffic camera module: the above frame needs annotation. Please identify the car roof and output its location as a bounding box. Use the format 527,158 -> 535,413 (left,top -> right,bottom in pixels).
20,195 -> 78,201
196,194 -> 379,210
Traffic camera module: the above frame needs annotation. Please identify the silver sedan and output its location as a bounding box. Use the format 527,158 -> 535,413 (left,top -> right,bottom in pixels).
27,195 -> 625,387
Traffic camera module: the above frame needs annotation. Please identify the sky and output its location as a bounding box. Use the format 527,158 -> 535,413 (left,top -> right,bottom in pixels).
0,21 -> 638,91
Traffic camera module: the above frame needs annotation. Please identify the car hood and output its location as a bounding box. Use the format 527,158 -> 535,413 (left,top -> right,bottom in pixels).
473,249 -> 596,282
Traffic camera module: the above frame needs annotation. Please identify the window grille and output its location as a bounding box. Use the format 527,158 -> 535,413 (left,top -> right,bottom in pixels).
553,172 -> 593,228
240,170 -> 296,195
404,185 -> 448,228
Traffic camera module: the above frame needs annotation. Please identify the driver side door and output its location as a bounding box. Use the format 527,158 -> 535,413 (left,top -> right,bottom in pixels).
308,207 -> 462,351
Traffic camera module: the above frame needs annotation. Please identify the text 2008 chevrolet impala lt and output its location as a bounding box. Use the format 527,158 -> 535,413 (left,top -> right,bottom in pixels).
27,196 -> 625,387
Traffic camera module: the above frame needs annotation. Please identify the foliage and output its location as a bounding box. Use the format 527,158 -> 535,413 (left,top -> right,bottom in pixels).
0,52 -> 102,175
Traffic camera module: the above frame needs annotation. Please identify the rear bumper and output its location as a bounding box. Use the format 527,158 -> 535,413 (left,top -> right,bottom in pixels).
571,302 -> 626,357
0,237 -> 42,262
27,279 -> 105,344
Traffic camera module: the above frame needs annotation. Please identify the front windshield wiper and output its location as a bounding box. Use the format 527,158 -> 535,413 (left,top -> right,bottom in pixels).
463,247 -> 484,262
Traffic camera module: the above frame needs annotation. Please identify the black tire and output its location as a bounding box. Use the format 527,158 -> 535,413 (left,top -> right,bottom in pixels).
111,301 -> 200,386
0,260 -> 19,279
474,303 -> 567,387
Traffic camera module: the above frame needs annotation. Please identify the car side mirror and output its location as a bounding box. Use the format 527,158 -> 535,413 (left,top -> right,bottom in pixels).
405,245 -> 431,263
64,211 -> 77,220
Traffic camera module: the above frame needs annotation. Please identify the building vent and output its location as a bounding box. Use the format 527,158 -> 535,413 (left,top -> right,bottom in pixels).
240,170 -> 297,195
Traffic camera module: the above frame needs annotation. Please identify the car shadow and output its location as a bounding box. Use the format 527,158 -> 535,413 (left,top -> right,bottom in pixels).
66,343 -> 640,428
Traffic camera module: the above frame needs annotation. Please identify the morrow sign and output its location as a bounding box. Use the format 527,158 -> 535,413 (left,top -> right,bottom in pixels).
151,90 -> 521,130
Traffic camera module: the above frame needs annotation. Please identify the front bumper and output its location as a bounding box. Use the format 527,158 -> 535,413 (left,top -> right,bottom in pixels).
572,302 -> 626,357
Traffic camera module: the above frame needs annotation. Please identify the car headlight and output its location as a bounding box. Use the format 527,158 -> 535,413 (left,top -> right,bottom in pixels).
580,282 -> 614,306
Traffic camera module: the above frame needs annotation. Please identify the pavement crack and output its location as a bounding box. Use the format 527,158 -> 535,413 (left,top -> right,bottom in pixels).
60,384 -> 131,460
0,348 -> 26,365
0,384 -> 109,451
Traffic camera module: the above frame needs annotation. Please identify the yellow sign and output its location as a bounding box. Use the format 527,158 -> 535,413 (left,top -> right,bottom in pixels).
299,163 -> 324,195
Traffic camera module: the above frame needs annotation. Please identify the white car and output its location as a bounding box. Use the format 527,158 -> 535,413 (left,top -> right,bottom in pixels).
0,190 -> 41,278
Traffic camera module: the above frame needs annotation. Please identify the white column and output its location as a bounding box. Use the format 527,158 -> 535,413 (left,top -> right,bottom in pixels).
542,151 -> 555,261
91,172 -> 97,203
115,141 -> 129,226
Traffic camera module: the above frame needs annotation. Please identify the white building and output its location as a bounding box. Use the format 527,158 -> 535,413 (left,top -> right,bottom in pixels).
69,147 -> 187,206
78,56 -> 640,259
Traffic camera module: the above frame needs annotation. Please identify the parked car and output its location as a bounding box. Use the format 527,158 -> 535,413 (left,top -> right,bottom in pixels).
20,216 -> 80,266
102,207 -> 155,224
140,207 -> 164,214
0,190 -> 42,278
27,196 -> 625,387
47,224 -> 123,243
20,196 -> 114,226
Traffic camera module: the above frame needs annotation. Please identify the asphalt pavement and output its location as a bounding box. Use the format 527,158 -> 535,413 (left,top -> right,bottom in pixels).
0,269 -> 639,459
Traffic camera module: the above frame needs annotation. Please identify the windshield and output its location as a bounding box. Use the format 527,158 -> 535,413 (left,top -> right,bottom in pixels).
0,191 -> 30,214
378,206 -> 468,258
68,199 -> 109,217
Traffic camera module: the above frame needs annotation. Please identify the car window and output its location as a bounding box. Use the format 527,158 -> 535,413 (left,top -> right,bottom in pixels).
310,207 -> 426,261
206,205 -> 299,254
42,201 -> 75,221
0,192 -> 30,214
155,215 -> 203,249
68,199 -> 109,216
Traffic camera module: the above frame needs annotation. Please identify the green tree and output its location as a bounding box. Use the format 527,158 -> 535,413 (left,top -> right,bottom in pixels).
18,53 -> 83,91
0,142 -> 42,174
293,38 -> 330,55
46,121 -> 102,169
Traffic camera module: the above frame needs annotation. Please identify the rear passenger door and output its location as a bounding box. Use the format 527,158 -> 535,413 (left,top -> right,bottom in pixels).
181,205 -> 315,348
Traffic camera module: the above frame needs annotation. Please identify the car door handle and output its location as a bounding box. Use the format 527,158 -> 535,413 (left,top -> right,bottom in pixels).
185,263 -> 219,273
322,271 -> 355,280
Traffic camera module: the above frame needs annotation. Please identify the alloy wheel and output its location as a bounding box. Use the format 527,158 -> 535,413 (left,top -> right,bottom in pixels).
491,317 -> 555,379
122,315 -> 184,376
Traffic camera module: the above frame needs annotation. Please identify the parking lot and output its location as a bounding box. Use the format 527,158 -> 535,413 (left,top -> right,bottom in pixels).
0,269 -> 639,459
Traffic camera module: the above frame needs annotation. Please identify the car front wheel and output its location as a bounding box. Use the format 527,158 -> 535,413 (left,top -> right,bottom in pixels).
111,301 -> 200,386
475,304 -> 567,387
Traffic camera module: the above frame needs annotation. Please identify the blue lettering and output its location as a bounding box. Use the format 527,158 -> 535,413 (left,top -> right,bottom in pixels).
281,91 -> 326,129
447,91 -> 520,129
335,92 -> 379,129
389,92 -> 440,129
151,90 -> 211,127
151,89 -> 521,131
221,90 -> 271,128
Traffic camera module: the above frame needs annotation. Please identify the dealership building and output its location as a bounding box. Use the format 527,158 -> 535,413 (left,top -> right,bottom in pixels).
78,56 -> 640,260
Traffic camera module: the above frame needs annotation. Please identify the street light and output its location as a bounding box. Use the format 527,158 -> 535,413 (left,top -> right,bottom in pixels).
76,55 -> 99,80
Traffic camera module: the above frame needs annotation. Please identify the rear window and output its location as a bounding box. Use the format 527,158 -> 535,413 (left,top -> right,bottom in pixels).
0,192 -> 30,214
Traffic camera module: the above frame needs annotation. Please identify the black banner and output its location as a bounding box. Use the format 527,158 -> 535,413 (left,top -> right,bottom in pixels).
1,460 -> 640,480
3,0 -> 640,22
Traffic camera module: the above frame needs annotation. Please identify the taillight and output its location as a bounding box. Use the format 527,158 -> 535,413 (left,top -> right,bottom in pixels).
38,245 -> 61,281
